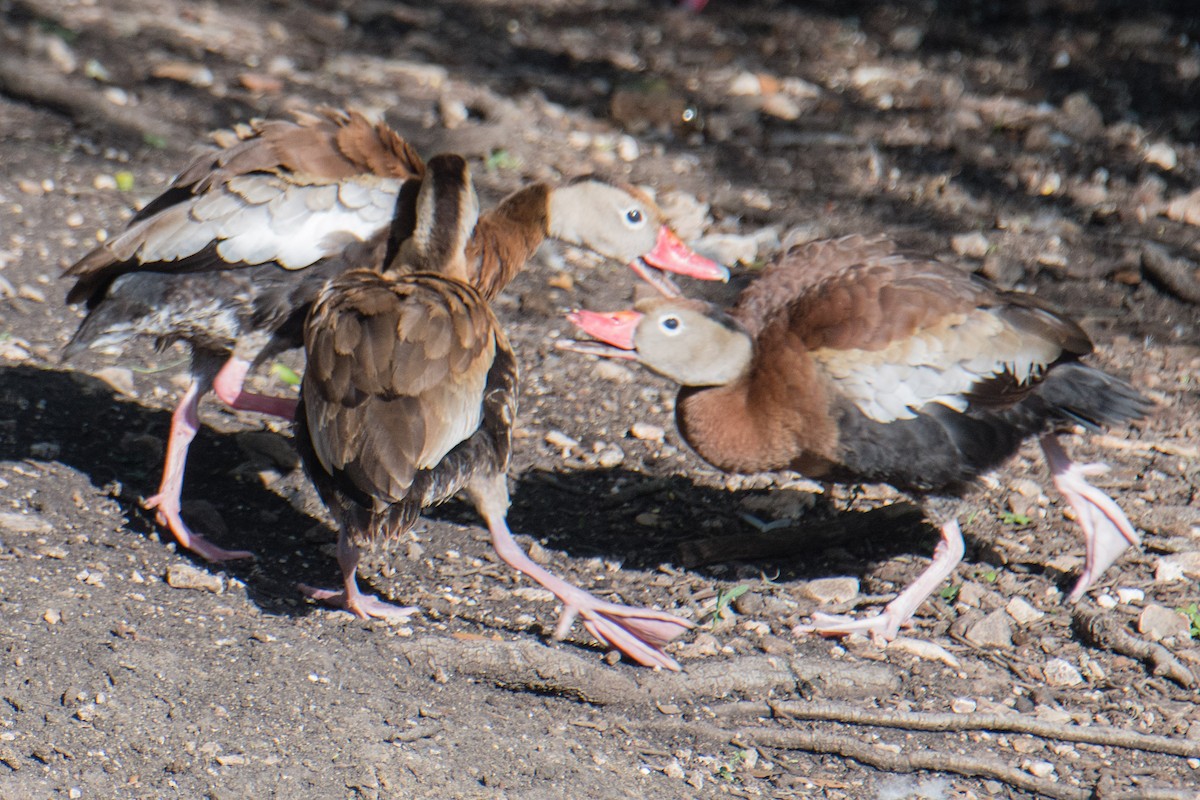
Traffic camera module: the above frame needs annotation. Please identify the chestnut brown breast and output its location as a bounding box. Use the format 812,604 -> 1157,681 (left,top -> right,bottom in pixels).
674,235 -> 1147,493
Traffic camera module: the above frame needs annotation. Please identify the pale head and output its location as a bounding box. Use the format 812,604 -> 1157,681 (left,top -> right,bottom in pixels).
566,296 -> 753,387
547,179 -> 728,294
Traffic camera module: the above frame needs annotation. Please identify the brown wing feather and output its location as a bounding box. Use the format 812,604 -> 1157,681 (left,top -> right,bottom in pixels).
65,108 -> 425,306
741,237 -> 1096,423
302,270 -> 501,511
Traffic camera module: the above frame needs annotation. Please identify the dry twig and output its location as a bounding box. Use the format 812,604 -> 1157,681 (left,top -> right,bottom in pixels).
712,700 -> 1199,758
1139,243 -> 1200,304
1073,606 -> 1196,689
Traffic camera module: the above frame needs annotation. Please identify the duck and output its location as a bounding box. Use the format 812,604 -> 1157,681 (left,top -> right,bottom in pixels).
64,107 -> 727,563
295,153 -> 693,670
563,234 -> 1150,640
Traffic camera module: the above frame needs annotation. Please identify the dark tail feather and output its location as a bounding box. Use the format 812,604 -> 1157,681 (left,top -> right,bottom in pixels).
1037,363 -> 1153,430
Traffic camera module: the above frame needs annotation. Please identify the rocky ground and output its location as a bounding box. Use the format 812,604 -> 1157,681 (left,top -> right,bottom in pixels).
0,1 -> 1198,798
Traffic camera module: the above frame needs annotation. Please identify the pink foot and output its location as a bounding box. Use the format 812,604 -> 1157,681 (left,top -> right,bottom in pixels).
795,519 -> 965,641
554,593 -> 694,671
145,493 -> 256,562
299,583 -> 419,621
1041,436 -> 1140,602
213,357 -> 299,419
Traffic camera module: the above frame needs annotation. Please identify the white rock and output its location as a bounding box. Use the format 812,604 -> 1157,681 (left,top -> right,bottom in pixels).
593,361 -> 634,383
1095,594 -> 1118,610
800,577 -> 859,605
1006,597 -> 1045,625
165,563 -> 225,594
616,135 -> 640,163
1155,557 -> 1187,583
951,231 -> 990,259
94,366 -> 135,396
1145,142 -> 1178,170
728,71 -> 764,97
630,422 -> 665,442
0,511 -> 53,534
596,447 -> 625,468
761,94 -> 801,121
1115,587 -> 1145,604
887,637 -> 961,668
1022,759 -> 1056,779
544,430 -> 579,451
965,609 -> 1013,648
1043,658 -> 1084,688
951,697 -> 977,714
1158,552 -> 1200,579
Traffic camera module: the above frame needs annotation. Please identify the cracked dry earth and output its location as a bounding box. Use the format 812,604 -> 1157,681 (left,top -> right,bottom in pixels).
0,1 -> 1199,798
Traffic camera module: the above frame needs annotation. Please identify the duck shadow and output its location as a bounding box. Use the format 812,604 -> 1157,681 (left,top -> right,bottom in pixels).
0,364 -> 327,616
1,363 -> 957,618
428,464 -> 943,586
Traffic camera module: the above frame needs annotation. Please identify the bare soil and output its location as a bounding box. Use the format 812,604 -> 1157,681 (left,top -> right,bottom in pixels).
0,1 -> 1198,798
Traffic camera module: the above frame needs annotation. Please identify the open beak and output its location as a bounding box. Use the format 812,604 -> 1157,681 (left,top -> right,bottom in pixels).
557,309 -> 643,360
630,226 -> 729,297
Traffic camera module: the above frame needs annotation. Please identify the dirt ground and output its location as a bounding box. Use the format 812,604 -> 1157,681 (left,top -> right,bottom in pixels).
1,1 -> 1198,798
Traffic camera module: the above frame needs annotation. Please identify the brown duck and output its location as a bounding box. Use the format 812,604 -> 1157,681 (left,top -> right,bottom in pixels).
565,235 -> 1149,640
296,154 -> 692,669
64,108 -> 726,563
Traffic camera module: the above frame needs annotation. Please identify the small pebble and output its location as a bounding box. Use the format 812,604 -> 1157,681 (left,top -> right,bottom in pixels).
17,284 -> 46,303
1144,142 -> 1178,170
44,609 -> 62,625
663,759 -> 685,780
1138,604 -> 1192,642
951,231 -> 990,259
951,697 -> 977,714
1095,594 -> 1118,610
616,135 -> 639,162
630,421 -> 665,442
0,511 -> 53,534
1021,759 -> 1055,780
1043,658 -> 1084,688
799,577 -> 859,604
1115,587 -> 1144,604
165,563 -> 225,594
544,430 -> 579,451
596,447 -> 624,468
1005,597 -> 1044,625
593,361 -> 633,383
965,609 -> 1013,648
94,366 -> 136,396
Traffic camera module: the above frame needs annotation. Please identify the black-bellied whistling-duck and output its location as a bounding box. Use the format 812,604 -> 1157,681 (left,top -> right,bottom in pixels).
295,154 -> 693,670
564,235 -> 1150,640
64,108 -> 726,563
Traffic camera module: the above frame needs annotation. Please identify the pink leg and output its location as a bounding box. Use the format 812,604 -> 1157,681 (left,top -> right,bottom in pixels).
1040,435 -> 1140,602
144,375 -> 255,562
213,357 -> 298,419
299,534 -> 419,620
468,475 -> 693,670
795,519 -> 966,641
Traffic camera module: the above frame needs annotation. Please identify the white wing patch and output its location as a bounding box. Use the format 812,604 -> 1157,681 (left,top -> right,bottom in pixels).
814,310 -> 1061,423
414,341 -> 493,471
123,174 -> 404,269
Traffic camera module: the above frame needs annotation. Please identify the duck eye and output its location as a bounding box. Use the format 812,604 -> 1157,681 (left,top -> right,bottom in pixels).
624,208 -> 644,226
660,315 -> 681,333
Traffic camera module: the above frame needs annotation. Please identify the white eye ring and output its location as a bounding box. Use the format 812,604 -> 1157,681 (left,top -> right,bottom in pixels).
659,315 -> 682,335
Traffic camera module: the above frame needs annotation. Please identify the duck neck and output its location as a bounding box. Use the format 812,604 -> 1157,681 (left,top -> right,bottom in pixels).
465,183 -> 552,301
675,347 -> 839,478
